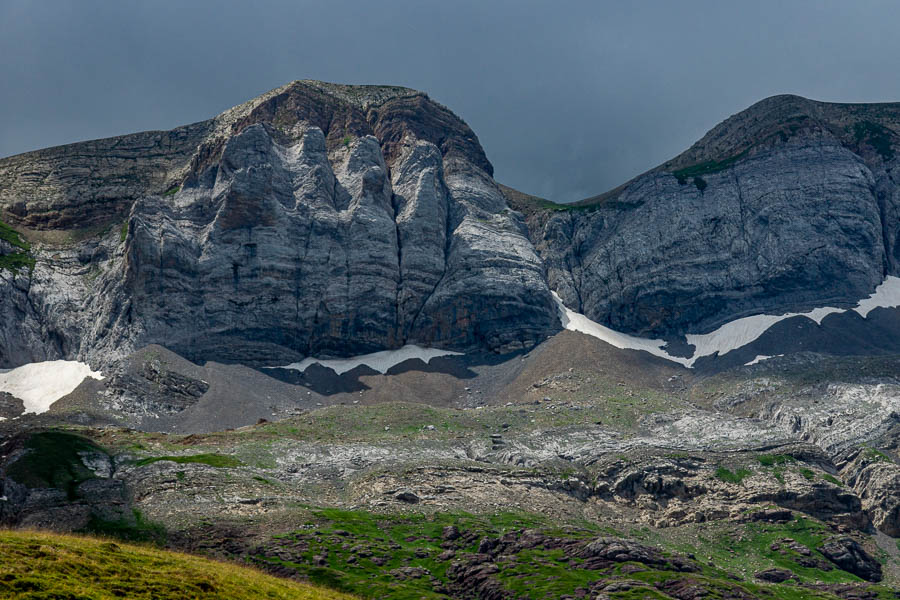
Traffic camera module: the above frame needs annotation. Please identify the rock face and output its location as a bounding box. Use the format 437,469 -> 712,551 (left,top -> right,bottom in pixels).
842,447 -> 900,536
4,87 -> 900,367
518,95 -> 900,337
0,81 -> 558,367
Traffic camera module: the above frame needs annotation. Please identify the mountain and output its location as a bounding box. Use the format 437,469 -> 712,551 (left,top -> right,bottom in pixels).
3,86 -> 900,374
4,84 -> 900,598
515,94 -> 900,339
0,80 -> 557,369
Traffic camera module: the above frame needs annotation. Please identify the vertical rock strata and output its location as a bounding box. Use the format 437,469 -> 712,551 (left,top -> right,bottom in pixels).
0,81 -> 559,367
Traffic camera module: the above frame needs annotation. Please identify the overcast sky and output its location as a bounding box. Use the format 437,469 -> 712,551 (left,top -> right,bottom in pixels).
3,1 -> 900,202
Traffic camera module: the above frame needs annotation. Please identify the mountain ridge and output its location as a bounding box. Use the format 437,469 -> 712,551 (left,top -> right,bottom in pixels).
3,82 -> 900,369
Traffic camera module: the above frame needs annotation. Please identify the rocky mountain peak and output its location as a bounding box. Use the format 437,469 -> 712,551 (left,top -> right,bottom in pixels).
0,79 -> 555,368
663,93 -> 900,175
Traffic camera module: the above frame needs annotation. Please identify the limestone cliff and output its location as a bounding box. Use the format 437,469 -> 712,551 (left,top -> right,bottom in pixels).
0,81 -> 558,367
514,94 -> 900,337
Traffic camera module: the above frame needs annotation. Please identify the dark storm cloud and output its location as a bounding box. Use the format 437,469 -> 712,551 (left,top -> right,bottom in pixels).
3,0 -> 900,202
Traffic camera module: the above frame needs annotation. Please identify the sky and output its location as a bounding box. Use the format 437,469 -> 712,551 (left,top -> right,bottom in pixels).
3,1 -> 900,203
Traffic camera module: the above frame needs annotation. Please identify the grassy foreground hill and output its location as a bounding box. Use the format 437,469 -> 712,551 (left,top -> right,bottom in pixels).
0,529 -> 356,600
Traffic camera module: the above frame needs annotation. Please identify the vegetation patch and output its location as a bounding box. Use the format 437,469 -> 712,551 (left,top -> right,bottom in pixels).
250,508 -> 878,599
715,466 -> 752,484
799,467 -> 816,481
0,220 -> 35,274
162,185 -> 181,196
0,251 -> 36,274
0,220 -> 30,250
853,120 -> 895,161
758,454 -> 795,467
83,508 -> 167,545
5,431 -> 107,499
862,446 -> 893,464
672,149 -> 749,183
255,509 -> 604,599
651,516 -> 869,587
135,453 -> 244,468
0,529 -> 352,599
821,473 -> 843,486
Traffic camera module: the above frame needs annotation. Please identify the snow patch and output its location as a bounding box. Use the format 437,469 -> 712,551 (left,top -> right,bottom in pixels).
0,361 -> 104,415
854,276 -> 900,318
555,275 -> 900,368
271,345 -> 463,375
744,354 -> 784,366
553,292 -> 686,365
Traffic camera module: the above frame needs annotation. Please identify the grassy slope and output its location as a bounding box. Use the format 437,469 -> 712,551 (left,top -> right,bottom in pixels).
0,529 -> 356,600
250,509 -> 894,600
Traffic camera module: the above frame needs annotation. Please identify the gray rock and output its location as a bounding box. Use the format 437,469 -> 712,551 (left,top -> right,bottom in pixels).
0,80 -> 559,369
818,536 -> 882,582
395,489 -> 420,503
754,568 -> 795,583
842,449 -> 900,536
522,94 -> 900,339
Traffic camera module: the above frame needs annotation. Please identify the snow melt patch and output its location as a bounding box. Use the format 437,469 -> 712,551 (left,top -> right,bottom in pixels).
744,354 -> 784,366
854,276 -> 900,318
0,361 -> 104,415
553,292 -> 687,365
271,345 -> 462,375
554,275 -> 900,368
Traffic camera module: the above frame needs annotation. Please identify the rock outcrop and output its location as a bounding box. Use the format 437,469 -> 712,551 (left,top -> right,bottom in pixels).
842,447 -> 900,536
0,81 -> 559,367
517,95 -> 900,338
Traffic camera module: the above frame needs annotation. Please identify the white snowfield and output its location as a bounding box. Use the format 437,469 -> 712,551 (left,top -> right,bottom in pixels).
555,276 -> 900,368
271,344 -> 463,375
0,361 -> 104,415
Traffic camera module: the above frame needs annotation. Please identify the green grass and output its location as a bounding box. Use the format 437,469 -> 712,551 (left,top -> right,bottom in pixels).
672,149 -> 750,183
135,453 -> 244,468
120,220 -> 129,242
0,529 -> 355,599
495,547 -> 600,598
0,220 -> 34,274
5,431 -> 107,499
799,467 -> 816,480
758,454 -> 795,467
162,185 -> 181,196
256,509 -> 603,600
715,466 -> 752,484
0,251 -> 36,273
251,508 -> 877,599
0,220 -> 30,250
341,134 -> 353,148
821,474 -> 843,486
656,516 -> 867,587
862,446 -> 893,464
